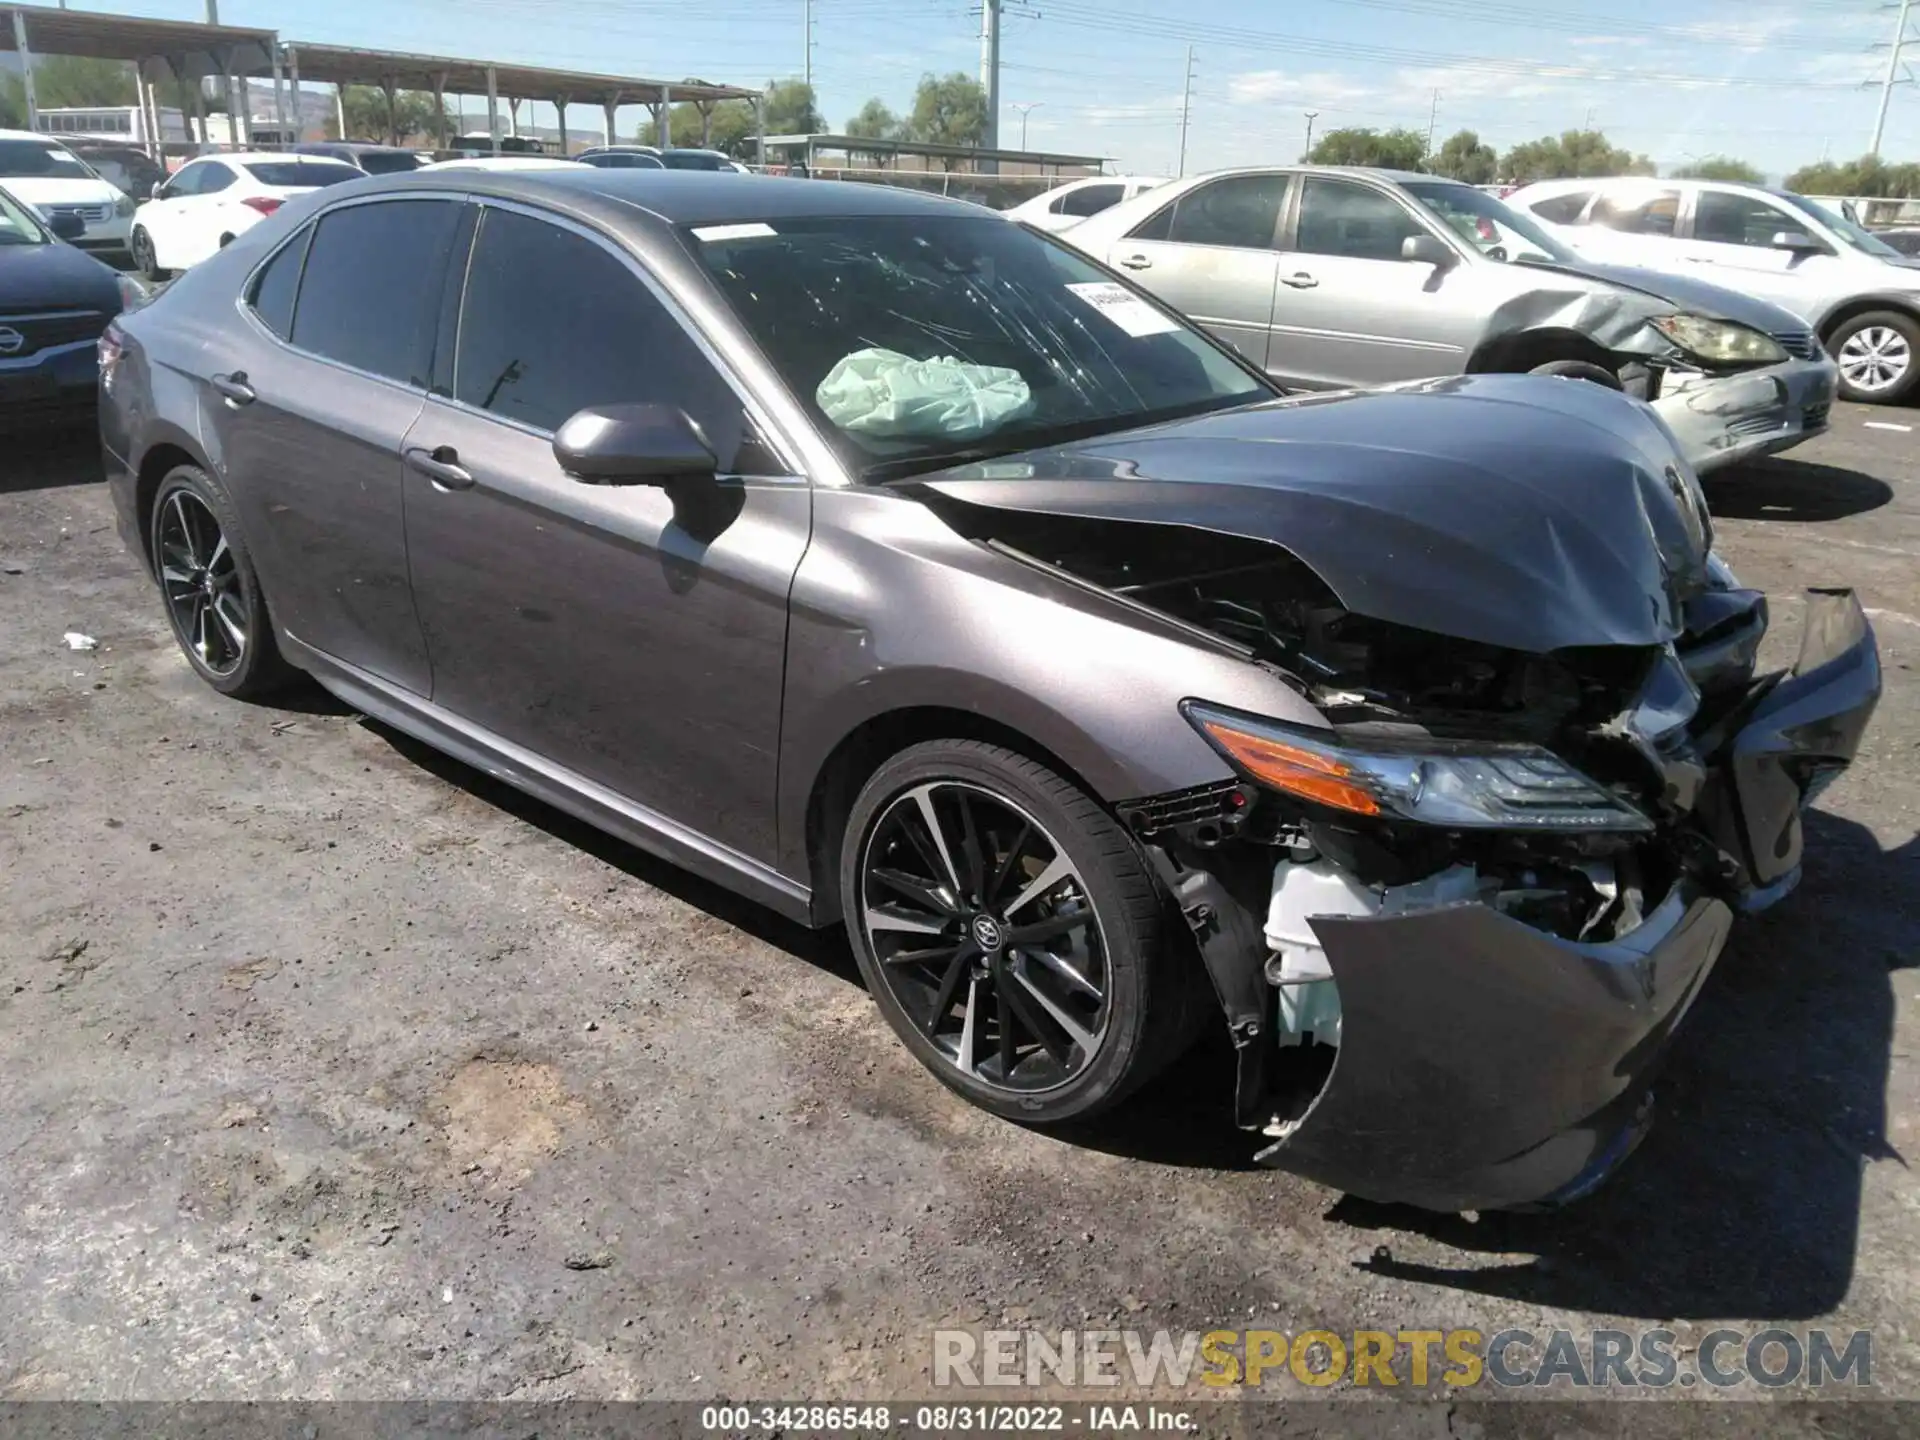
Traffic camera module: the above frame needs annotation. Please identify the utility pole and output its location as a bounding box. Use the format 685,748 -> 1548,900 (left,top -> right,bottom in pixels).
1303,110 -> 1318,160
1177,44 -> 1196,177
1425,88 -> 1439,159
980,0 -> 1003,151
1011,101 -> 1043,149
1871,0 -> 1914,157
207,0 -> 243,143
803,0 -> 813,97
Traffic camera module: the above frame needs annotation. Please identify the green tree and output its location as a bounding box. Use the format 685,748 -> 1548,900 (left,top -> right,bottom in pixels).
844,97 -> 900,163
337,85 -> 448,145
1501,130 -> 1654,182
28,56 -> 138,109
1670,156 -> 1764,183
1431,128 -> 1498,184
1784,154 -> 1920,197
1306,126 -> 1428,170
763,78 -> 821,136
0,74 -> 23,129
906,71 -> 988,150
637,97 -> 758,155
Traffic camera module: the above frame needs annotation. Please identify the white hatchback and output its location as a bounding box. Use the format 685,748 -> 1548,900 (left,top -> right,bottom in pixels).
0,128 -> 135,257
130,153 -> 363,278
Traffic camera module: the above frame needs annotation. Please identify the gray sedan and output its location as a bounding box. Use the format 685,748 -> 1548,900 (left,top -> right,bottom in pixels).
1060,167 -> 1837,474
98,170 -> 1877,1210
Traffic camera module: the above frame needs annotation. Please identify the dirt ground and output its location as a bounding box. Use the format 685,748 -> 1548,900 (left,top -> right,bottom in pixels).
2,407 -> 1917,1420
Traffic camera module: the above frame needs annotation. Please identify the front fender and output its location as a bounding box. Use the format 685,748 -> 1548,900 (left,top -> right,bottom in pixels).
775,486 -> 1319,889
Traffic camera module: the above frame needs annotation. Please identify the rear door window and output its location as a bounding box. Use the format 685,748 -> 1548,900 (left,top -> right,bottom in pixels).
196,163 -> 236,195
453,207 -> 745,459
1054,182 -> 1124,217
1527,191 -> 1591,224
1131,174 -> 1289,249
290,199 -> 465,386
1591,188 -> 1681,237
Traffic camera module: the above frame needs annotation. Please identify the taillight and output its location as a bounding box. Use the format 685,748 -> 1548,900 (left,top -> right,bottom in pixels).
241,196 -> 283,216
98,322 -> 124,389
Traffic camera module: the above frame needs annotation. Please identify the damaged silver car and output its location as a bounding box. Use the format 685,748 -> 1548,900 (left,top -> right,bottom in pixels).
101,172 -> 1879,1212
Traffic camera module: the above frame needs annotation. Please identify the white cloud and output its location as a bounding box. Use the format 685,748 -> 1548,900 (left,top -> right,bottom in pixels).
1226,70 -> 1380,110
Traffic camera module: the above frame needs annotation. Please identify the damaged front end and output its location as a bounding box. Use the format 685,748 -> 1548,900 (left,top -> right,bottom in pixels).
934,468 -> 1879,1210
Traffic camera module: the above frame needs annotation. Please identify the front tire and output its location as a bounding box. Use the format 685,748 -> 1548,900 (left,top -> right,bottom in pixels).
149,464 -> 291,699
840,740 -> 1194,1125
1828,309 -> 1919,404
130,225 -> 168,282
1528,358 -> 1623,389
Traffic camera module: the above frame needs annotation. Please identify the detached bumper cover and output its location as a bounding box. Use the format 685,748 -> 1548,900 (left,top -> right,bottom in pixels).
1258,885 -> 1731,1211
1696,588 -> 1881,898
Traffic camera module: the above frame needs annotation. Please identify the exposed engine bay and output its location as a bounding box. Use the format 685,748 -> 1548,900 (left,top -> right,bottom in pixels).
924,489 -> 1879,1208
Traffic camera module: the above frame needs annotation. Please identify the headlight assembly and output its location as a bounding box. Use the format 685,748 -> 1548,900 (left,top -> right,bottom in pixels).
1184,702 -> 1653,832
115,193 -> 136,217
1648,314 -> 1787,367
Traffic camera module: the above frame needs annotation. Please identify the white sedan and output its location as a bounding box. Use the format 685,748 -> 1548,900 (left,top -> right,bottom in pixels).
129,153 -> 362,278
1004,175 -> 1170,232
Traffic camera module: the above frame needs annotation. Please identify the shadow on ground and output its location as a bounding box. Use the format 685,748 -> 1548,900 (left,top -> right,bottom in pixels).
0,424 -> 99,496
277,674 -> 1909,1320
1704,456 -> 1894,523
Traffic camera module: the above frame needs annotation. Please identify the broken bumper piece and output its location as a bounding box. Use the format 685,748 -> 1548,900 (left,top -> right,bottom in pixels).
1256,883 -> 1731,1212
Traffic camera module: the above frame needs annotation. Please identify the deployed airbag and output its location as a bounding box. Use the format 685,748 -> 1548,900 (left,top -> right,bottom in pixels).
816,347 -> 1033,440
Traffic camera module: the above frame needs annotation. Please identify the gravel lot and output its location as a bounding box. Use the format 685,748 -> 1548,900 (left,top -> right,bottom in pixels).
2,406 -> 1917,1417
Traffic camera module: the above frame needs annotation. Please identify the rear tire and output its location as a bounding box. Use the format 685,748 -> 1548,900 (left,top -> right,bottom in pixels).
1528,358 -> 1623,389
840,739 -> 1197,1125
1827,309 -> 1919,404
130,226 -> 168,282
149,464 -> 293,700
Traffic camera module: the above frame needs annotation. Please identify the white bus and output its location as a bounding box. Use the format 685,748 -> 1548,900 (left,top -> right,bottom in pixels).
37,105 -> 190,146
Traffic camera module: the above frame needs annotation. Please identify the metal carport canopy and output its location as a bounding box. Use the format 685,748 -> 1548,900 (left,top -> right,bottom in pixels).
0,3 -> 275,79
275,44 -> 757,109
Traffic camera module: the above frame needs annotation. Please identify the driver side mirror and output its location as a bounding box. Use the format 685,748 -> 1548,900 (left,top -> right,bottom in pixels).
1770,230 -> 1827,256
45,210 -> 86,241
553,403 -> 717,486
1401,233 -> 1457,268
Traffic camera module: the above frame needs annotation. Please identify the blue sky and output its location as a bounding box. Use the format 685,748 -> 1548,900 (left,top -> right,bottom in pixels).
46,0 -> 1920,177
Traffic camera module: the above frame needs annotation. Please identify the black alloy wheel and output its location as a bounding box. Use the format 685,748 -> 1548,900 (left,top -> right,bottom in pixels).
861,779 -> 1112,1093
149,465 -> 290,698
841,740 -> 1199,1124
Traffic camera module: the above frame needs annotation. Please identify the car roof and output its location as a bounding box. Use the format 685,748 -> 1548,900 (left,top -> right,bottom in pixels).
350,167 -> 981,225
186,151 -> 361,167
299,141 -> 414,155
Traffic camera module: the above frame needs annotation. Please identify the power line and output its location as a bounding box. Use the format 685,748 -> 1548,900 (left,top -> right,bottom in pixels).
1030,0 -> 1873,92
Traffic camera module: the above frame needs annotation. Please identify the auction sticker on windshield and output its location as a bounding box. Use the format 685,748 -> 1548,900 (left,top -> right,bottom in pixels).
692,222 -> 778,241
1066,281 -> 1182,338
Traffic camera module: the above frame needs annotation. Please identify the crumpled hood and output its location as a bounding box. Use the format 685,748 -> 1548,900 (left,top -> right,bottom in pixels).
0,239 -> 121,314
918,374 -> 1710,655
1558,258 -> 1810,334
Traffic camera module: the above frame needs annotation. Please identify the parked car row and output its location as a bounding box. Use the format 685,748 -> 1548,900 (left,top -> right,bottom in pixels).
1053,166 -> 1839,474
90,167 -> 1878,1213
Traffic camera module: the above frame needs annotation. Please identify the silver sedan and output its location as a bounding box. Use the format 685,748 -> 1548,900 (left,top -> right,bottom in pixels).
1059,166 -> 1837,474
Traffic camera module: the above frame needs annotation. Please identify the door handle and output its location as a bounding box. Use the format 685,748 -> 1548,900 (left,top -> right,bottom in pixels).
1118,253 -> 1153,270
1281,272 -> 1319,289
405,445 -> 475,492
209,371 -> 255,406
